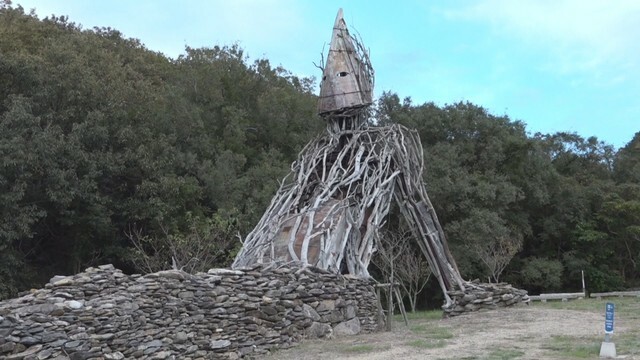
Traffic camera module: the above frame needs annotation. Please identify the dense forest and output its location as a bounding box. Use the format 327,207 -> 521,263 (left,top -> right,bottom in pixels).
1,3 -> 639,302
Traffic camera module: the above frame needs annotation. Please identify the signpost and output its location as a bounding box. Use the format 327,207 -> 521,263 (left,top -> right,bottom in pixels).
599,302 -> 617,358
605,302 -> 614,336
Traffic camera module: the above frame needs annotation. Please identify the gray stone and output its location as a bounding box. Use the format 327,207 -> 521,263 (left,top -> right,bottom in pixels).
103,352 -> 125,360
20,336 -> 40,346
501,293 -> 514,301
49,308 -> 65,317
207,269 -> 244,276
333,318 -> 361,336
90,333 -> 114,341
12,343 -> 26,352
323,310 -> 344,323
64,340 -> 82,349
178,291 -> 194,299
4,345 -> 42,360
37,348 -> 53,359
17,304 -> 61,316
464,303 -> 479,311
155,270 -> 186,280
210,339 -> 231,349
0,341 -> 16,353
49,275 -> 68,284
308,288 -> 324,295
52,278 -> 74,287
343,305 -> 357,319
316,299 -> 336,312
63,300 -> 83,310
264,290 -> 281,298
28,325 -> 45,334
143,346 -> 160,355
41,331 -> 67,342
261,306 -> 277,316
140,340 -> 163,349
126,285 -> 146,292
174,331 -> 188,344
151,351 -> 172,359
462,293 -> 476,302
54,292 -> 74,299
239,346 -> 255,356
69,351 -> 91,360
302,304 -> 320,321
306,322 -> 332,339
135,340 -> 158,353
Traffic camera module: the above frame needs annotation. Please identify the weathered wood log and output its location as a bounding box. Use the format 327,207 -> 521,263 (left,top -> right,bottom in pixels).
529,292 -> 585,301
589,291 -> 640,298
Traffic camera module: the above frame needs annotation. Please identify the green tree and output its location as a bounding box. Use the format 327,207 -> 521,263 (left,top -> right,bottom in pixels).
0,3 -> 320,298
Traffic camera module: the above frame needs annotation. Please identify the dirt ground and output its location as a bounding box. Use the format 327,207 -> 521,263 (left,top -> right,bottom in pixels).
268,300 -> 640,360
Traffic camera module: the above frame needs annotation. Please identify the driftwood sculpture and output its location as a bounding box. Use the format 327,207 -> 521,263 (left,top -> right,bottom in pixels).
233,9 -> 525,311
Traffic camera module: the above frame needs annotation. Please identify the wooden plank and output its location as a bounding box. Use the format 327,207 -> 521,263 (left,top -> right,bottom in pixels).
589,291 -> 640,298
529,292 -> 585,301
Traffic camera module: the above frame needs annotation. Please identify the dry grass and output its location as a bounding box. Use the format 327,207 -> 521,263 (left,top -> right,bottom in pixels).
269,298 -> 640,360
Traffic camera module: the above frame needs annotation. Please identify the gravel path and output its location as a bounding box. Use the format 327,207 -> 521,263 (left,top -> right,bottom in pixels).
269,305 -> 637,360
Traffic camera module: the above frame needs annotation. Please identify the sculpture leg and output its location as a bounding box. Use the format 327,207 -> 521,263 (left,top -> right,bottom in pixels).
394,178 -> 466,307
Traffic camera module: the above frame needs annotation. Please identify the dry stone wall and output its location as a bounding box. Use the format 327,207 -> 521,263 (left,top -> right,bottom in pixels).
0,264 -> 380,359
445,281 -> 530,317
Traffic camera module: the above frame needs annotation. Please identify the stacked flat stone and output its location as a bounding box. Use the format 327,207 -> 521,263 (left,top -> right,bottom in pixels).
0,264 -> 379,359
444,281 -> 530,317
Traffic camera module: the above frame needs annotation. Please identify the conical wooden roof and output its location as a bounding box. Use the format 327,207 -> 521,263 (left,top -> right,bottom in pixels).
317,9 -> 373,115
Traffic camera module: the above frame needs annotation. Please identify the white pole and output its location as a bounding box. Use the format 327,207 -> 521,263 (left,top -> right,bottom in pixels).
581,270 -> 585,296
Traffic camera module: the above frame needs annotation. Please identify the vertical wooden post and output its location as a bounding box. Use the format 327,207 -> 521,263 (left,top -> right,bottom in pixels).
375,286 -> 386,329
394,286 -> 409,327
387,263 -> 394,331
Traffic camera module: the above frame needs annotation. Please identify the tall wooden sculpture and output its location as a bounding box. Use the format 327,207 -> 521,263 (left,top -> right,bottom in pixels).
233,9 -> 524,311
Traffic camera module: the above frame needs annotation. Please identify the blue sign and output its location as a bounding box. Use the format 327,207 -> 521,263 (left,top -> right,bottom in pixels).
605,302 -> 614,334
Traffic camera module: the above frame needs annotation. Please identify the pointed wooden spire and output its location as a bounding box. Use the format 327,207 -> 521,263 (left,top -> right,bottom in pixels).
317,8 -> 373,115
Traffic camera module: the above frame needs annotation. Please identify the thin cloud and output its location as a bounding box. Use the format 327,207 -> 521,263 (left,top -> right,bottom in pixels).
444,0 -> 640,83
210,0 -> 305,47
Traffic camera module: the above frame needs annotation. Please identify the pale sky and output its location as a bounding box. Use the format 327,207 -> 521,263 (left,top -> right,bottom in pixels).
14,0 -> 640,149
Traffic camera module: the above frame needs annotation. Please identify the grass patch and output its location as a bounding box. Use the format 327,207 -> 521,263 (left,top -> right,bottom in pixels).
395,309 -> 444,321
532,298 -> 596,312
484,348 -> 525,360
617,331 -> 640,356
409,323 -> 454,339
339,344 -> 378,353
534,297 -> 640,358
533,297 -> 640,318
541,335 -> 600,358
406,338 -> 447,349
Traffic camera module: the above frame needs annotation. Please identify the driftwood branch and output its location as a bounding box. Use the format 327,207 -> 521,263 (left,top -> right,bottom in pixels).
233,9 -> 469,311
233,120 -> 467,309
